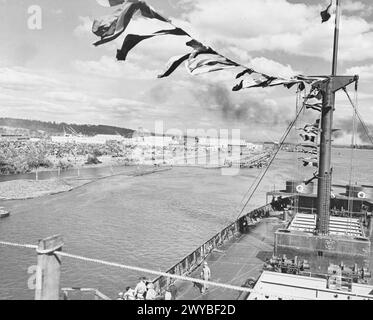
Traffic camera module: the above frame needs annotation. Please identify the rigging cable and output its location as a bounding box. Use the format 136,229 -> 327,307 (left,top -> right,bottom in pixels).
232,167 -> 265,219
235,99 -> 307,220
230,91 -> 307,221
295,87 -> 305,214
347,84 -> 358,217
343,87 -> 373,146
343,84 -> 373,228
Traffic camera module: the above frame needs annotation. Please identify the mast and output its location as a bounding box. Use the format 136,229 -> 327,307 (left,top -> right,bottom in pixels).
332,0 -> 341,76
316,0 -> 341,235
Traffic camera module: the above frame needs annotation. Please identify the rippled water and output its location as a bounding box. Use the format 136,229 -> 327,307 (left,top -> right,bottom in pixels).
1,149 -> 373,300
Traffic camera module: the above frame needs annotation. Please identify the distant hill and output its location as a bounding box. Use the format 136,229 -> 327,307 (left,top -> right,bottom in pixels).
0,118 -> 135,138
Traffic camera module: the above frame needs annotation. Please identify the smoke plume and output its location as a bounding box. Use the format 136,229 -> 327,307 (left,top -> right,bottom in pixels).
336,117 -> 373,143
192,83 -> 287,125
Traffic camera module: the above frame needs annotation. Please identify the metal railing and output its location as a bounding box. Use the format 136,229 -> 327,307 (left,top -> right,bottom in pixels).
151,203 -> 274,293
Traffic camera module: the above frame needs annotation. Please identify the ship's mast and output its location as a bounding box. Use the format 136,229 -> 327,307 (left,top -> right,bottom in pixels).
331,0 -> 341,76
316,0 -> 341,234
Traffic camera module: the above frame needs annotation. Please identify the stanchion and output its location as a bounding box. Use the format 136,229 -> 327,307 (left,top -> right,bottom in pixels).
35,235 -> 64,300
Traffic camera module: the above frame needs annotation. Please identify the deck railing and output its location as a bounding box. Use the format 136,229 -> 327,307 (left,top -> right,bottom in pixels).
151,203 -> 274,294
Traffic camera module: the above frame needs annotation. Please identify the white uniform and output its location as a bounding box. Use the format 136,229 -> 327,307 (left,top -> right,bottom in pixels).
201,265 -> 211,293
123,288 -> 136,300
134,281 -> 147,299
145,288 -> 157,300
164,291 -> 172,300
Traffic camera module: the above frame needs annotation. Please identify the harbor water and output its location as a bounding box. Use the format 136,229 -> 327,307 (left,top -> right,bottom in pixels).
1,149 -> 373,300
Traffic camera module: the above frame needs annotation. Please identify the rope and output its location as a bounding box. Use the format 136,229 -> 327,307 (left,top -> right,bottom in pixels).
0,241 -> 38,250
0,240 -> 308,299
231,167 -> 266,219
235,99 -> 306,219
228,90 -> 308,222
3,240 -> 373,300
343,85 -> 373,223
55,251 -> 258,294
343,88 -> 373,146
0,240 -> 252,294
295,88 -> 305,215
347,86 -> 357,216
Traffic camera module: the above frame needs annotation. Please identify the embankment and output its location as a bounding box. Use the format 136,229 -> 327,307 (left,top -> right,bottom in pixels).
0,167 -> 171,201
0,179 -> 84,200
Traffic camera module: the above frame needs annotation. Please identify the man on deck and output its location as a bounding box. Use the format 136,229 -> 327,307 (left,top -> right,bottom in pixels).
201,262 -> 211,294
122,286 -> 136,300
134,277 -> 147,300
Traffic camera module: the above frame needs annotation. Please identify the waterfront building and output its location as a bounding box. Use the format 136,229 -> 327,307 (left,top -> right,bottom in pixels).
0,134 -> 30,142
50,134 -> 125,145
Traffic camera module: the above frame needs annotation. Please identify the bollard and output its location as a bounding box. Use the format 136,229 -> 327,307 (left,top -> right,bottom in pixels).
35,235 -> 64,300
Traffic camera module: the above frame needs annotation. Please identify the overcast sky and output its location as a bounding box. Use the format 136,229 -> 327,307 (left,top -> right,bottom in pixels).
0,0 -> 372,143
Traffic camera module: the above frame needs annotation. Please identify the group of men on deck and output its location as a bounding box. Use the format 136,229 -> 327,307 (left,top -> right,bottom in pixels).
118,261 -> 212,300
119,277 -> 177,300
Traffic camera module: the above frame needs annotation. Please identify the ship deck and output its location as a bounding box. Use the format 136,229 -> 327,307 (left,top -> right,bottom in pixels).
174,214 -> 373,300
175,217 -> 284,300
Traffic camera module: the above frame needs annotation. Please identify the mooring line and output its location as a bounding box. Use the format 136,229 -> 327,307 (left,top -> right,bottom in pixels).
4,239 -> 371,300
0,240 -> 305,299
55,251 -> 256,294
0,241 -> 38,250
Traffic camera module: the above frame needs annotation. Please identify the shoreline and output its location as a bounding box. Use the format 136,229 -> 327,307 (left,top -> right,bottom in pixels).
0,158 -> 134,178
0,166 -> 172,201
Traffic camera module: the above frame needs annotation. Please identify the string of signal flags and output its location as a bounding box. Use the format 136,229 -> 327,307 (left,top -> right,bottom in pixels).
92,0 -> 334,92
93,0 -> 337,185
